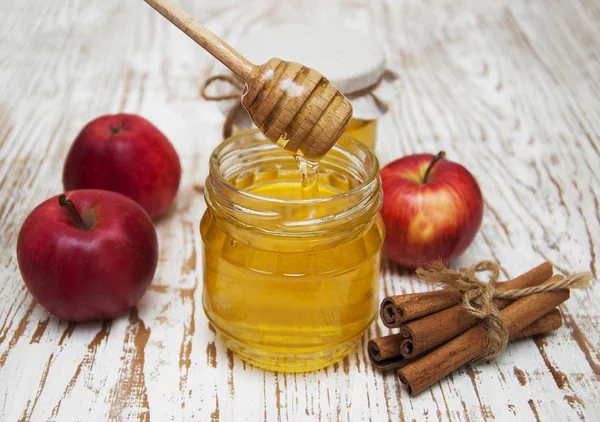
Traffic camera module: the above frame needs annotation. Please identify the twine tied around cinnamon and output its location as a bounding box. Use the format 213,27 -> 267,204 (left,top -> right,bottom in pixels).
416,260 -> 592,360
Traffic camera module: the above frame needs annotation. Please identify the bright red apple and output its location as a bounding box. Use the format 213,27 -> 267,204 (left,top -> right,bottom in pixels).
63,114 -> 181,219
380,152 -> 483,268
17,190 -> 159,322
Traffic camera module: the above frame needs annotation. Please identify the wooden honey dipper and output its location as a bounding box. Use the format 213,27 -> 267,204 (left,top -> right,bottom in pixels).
143,0 -> 353,160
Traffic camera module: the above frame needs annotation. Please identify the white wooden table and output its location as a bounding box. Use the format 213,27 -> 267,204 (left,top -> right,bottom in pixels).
1,0 -> 599,420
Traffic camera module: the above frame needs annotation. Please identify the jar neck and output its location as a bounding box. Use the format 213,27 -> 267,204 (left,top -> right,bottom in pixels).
205,130 -> 382,237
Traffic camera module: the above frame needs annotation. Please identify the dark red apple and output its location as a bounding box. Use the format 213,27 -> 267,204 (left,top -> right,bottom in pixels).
380,152 -> 483,268
17,190 -> 158,322
63,114 -> 181,219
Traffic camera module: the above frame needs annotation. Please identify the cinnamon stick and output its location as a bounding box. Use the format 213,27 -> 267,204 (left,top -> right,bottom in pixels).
400,268 -> 557,358
513,308 -> 562,338
380,289 -> 460,328
368,333 -> 408,362
380,262 -> 552,328
369,309 -> 561,372
368,353 -> 412,372
397,288 -> 569,395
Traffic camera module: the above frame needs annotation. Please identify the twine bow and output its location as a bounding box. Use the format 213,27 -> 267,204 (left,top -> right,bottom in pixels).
416,260 -> 592,360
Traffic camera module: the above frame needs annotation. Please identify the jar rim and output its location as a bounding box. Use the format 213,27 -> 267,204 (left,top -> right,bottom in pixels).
209,129 -> 380,205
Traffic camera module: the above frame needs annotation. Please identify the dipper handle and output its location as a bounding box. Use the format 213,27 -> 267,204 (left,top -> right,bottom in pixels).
143,0 -> 353,160
143,0 -> 257,81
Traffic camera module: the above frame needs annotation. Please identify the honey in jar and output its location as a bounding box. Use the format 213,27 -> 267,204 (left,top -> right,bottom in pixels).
201,129 -> 384,372
343,118 -> 378,151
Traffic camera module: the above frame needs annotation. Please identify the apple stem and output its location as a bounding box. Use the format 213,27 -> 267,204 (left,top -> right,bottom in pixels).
423,151 -> 446,184
59,195 -> 89,230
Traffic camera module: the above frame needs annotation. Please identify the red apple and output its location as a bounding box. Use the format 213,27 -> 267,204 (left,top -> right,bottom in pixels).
17,190 -> 159,322
380,152 -> 483,268
63,114 -> 181,219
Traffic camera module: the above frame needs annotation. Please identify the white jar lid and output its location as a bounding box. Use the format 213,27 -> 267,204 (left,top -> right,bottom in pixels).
235,24 -> 386,95
205,24 -> 397,124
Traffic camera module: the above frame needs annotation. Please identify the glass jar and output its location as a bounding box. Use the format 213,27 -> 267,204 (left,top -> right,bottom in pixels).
344,118 -> 377,151
200,129 -> 385,372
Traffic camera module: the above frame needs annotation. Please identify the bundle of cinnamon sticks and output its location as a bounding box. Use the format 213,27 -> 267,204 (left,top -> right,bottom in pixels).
368,262 -> 570,395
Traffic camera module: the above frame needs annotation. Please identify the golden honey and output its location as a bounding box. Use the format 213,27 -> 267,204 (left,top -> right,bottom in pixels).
344,118 -> 377,151
201,130 -> 384,372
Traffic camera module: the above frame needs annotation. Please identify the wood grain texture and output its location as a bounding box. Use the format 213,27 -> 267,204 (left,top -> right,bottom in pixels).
143,0 -> 257,80
242,57 -> 353,160
0,0 -> 599,420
